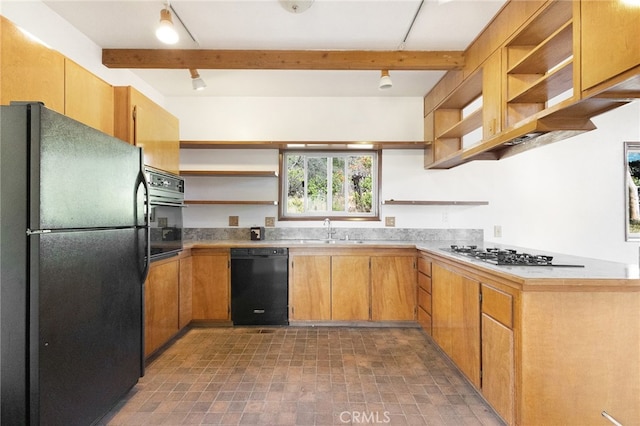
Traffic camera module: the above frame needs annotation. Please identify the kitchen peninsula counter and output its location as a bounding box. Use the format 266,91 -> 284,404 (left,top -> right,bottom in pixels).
185,239 -> 640,286
184,239 -> 639,425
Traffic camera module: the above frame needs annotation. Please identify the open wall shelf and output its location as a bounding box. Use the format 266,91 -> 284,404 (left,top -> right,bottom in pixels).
382,200 -> 488,206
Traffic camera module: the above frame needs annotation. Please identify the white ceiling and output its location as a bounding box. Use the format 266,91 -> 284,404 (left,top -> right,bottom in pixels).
43,0 -> 507,98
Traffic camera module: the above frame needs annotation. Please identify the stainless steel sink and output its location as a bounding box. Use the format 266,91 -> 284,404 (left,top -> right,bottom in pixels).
297,239 -> 364,244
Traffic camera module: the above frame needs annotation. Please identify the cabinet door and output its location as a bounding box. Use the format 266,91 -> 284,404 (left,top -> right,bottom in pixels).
370,256 -> 416,321
482,314 -> 515,425
332,256 -> 370,320
133,100 -> 180,174
145,260 -> 179,357
482,51 -> 502,139
179,255 -> 193,329
432,263 -> 481,387
114,86 -> 180,174
192,252 -> 230,320
581,0 -> 640,91
0,16 -> 65,113
290,255 -> 331,320
64,59 -> 114,135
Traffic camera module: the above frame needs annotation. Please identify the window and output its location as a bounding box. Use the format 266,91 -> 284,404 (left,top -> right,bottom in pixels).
280,150 -> 380,220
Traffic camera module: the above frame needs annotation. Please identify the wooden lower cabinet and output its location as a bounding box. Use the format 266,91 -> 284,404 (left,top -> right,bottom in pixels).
290,255 -> 331,320
519,291 -> 639,426
481,283 -> 515,424
428,255 -> 640,426
371,256 -> 416,321
417,253 -> 433,334
332,256 -> 370,320
431,263 -> 481,388
179,255 -> 193,328
191,249 -> 230,321
482,314 -> 515,425
144,258 -> 179,357
289,249 -> 416,322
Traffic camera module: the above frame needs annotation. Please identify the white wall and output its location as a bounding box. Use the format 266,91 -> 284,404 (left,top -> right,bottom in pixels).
5,1 -> 639,264
174,96 -> 640,264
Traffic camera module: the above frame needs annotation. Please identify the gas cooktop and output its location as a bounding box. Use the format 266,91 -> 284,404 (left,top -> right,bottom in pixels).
443,245 -> 585,268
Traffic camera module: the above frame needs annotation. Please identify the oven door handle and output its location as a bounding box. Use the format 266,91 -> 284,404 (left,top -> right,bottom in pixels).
149,201 -> 186,208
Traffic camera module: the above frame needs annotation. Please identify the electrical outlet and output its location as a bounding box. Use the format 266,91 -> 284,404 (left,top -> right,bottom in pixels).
229,216 -> 239,226
265,216 -> 275,227
494,225 -> 502,238
385,216 -> 396,227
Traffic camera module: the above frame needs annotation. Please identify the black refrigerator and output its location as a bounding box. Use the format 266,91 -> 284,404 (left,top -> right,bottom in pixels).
1,103 -> 149,425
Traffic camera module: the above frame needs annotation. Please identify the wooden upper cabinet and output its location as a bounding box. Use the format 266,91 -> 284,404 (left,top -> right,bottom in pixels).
0,16 -> 65,113
64,59 -> 114,136
114,86 -> 180,174
581,0 -> 640,92
504,0 -> 575,127
482,51 -> 502,139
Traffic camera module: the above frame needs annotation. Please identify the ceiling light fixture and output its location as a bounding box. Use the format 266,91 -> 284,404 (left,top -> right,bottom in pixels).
279,0 -> 315,14
189,69 -> 207,91
155,3 -> 179,45
379,70 -> 393,90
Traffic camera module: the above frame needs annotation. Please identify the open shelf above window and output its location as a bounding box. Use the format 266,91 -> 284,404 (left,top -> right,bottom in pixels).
180,170 -> 278,177
184,200 -> 278,205
180,140 -> 426,150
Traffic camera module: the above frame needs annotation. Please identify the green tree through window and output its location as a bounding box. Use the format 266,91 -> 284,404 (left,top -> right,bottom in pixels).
281,151 -> 379,219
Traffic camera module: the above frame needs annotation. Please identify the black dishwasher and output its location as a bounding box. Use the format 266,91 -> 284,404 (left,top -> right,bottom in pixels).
230,247 -> 289,325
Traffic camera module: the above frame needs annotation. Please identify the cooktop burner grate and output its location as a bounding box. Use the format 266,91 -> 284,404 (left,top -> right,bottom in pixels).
443,245 -> 584,267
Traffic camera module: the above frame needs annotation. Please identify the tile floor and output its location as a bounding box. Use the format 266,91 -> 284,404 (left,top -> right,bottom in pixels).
100,327 -> 505,425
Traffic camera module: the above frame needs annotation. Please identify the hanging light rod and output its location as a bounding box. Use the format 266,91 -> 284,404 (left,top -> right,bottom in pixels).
399,0 -> 425,49
169,3 -> 199,46
102,49 -> 464,70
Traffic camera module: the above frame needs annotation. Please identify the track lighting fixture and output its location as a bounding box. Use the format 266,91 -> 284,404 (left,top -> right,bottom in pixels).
156,4 -> 179,45
189,69 -> 207,91
379,70 -> 392,90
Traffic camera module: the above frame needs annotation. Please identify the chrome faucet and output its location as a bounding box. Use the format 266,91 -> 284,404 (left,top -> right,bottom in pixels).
323,218 -> 335,240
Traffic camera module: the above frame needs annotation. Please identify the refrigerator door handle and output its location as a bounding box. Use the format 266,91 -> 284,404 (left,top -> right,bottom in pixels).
138,170 -> 151,284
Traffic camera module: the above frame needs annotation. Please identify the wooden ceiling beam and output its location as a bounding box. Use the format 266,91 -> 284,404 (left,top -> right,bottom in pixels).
102,49 -> 464,71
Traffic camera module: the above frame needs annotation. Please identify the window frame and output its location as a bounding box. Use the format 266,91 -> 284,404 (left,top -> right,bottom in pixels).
278,149 -> 382,221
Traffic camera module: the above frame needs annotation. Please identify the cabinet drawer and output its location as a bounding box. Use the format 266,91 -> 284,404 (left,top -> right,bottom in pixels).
418,257 -> 432,276
481,284 -> 513,329
418,286 -> 432,314
418,272 -> 432,293
418,306 -> 432,335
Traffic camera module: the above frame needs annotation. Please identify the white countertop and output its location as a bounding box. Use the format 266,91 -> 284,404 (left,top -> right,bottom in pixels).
185,239 -> 640,282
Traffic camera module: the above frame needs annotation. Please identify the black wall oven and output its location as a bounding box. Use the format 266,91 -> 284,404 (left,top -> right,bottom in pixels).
145,166 -> 184,260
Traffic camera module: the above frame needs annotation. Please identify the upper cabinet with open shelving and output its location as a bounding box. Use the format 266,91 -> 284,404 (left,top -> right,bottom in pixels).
504,0 -> 575,128
423,0 -> 640,170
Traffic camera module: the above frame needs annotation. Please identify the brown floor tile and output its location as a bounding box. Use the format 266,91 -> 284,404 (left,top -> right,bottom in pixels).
101,327 -> 505,426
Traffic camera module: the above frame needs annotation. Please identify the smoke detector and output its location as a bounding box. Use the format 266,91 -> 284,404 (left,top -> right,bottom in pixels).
279,0 -> 314,13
